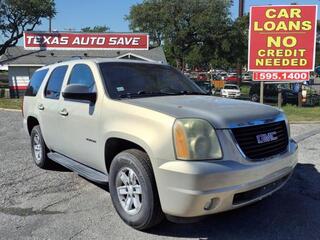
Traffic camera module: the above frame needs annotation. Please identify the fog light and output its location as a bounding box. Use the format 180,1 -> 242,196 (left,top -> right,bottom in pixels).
204,198 -> 219,211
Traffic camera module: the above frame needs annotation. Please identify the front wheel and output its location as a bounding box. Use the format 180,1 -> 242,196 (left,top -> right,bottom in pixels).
30,125 -> 51,169
109,149 -> 164,230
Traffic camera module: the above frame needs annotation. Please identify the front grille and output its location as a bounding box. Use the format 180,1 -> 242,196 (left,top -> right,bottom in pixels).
231,121 -> 289,160
233,174 -> 290,205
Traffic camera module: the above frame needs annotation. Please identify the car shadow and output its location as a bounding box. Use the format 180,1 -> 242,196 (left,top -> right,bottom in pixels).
144,163 -> 320,240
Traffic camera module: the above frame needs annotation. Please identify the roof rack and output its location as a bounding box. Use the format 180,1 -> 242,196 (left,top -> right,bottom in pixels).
55,56 -> 83,64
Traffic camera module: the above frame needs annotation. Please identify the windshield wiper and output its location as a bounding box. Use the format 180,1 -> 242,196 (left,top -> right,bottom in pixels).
177,90 -> 209,95
119,90 -> 208,99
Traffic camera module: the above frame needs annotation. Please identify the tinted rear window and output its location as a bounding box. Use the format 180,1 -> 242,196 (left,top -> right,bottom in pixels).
25,69 -> 49,97
45,65 -> 68,99
224,85 -> 238,90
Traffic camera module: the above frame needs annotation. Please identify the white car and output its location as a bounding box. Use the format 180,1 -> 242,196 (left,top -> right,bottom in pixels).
221,84 -> 241,98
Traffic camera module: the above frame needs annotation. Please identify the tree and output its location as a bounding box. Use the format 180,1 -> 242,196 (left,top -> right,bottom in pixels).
126,0 -> 234,69
316,20 -> 320,67
81,25 -> 110,33
125,0 -> 164,47
0,0 -> 56,55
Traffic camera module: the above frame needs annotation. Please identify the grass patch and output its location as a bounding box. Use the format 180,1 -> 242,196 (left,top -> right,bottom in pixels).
0,98 -> 22,110
282,105 -> 320,122
240,85 -> 251,96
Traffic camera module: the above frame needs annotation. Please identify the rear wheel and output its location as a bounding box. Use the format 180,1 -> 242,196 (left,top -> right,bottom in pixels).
109,149 -> 164,230
30,125 -> 51,169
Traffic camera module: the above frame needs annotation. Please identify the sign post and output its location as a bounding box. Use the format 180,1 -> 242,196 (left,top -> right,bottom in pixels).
260,82 -> 264,104
248,5 -> 318,105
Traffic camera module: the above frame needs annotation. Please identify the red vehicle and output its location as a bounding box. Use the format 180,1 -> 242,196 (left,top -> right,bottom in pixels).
197,73 -> 208,81
225,73 -> 240,84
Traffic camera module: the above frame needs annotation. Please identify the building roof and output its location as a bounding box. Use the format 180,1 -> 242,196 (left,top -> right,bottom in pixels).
0,46 -> 167,66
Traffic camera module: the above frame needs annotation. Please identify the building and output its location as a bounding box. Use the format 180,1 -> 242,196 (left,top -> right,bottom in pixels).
0,46 -> 167,97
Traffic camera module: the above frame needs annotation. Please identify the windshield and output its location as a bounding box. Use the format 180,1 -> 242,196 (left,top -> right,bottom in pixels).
99,62 -> 204,99
224,85 -> 239,90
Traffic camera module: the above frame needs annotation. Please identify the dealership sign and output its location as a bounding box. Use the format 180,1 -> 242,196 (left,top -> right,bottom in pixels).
23,32 -> 149,50
248,5 -> 317,81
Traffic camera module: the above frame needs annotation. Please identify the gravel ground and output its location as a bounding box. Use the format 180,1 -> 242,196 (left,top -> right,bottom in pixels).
0,110 -> 320,240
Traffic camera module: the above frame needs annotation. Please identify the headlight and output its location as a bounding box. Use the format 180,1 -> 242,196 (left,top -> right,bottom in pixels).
173,119 -> 222,160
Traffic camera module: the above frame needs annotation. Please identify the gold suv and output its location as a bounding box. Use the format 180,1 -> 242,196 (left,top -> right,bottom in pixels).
23,59 -> 298,230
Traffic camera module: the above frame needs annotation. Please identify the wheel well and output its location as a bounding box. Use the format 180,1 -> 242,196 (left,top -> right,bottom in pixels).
105,138 -> 145,172
27,116 -> 39,135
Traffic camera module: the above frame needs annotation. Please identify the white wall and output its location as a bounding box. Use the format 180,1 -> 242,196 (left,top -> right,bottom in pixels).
8,66 -> 41,97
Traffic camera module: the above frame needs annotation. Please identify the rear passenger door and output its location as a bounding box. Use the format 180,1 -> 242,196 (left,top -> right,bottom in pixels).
56,63 -> 101,170
38,65 -> 68,151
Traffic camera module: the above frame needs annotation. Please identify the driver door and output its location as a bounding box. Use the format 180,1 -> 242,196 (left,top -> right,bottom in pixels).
55,63 -> 102,170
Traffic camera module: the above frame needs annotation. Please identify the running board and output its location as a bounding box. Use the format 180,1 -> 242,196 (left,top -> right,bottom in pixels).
47,152 -> 108,184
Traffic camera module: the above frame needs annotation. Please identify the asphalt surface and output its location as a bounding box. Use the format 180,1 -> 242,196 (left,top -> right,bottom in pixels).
1,110 -> 320,240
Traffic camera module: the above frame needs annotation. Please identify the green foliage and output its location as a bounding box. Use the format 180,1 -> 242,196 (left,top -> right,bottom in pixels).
0,0 -> 56,55
81,25 -> 110,33
315,20 -> 320,67
125,0 -> 164,47
126,0 -> 248,69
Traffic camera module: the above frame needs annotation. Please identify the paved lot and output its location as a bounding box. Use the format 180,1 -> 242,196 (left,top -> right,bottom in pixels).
1,110 -> 320,240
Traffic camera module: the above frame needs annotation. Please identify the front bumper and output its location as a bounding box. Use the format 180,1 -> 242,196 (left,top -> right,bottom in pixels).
156,139 -> 298,217
221,93 -> 241,98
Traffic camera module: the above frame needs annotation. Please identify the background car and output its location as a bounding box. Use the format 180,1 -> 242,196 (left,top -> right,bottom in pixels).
225,73 -> 241,84
218,72 -> 227,80
194,80 -> 212,94
242,72 -> 252,81
220,84 -> 241,98
249,83 -> 298,105
197,73 -> 208,81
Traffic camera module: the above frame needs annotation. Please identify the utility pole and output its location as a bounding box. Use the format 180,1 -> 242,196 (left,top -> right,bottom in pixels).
237,0 -> 245,84
49,16 -> 52,32
239,0 -> 245,17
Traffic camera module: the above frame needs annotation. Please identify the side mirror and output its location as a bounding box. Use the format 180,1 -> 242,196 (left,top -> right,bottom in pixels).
62,84 -> 96,102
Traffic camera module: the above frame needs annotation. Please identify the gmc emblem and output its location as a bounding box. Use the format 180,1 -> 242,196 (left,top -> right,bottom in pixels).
256,131 -> 278,144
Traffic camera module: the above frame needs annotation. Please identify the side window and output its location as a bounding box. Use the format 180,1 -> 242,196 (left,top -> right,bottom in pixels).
45,65 -> 68,99
68,64 -> 96,92
25,69 -> 49,97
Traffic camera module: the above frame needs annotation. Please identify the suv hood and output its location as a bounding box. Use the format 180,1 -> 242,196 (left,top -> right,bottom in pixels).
123,95 -> 283,129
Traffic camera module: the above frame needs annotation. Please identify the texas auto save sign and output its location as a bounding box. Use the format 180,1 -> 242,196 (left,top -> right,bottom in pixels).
248,5 -> 317,81
24,32 -> 149,50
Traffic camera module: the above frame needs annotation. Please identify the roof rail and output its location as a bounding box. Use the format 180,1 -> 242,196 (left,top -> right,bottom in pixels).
53,56 -> 83,64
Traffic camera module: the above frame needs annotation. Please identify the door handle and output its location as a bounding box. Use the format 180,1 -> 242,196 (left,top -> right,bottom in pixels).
38,104 -> 44,111
59,108 -> 69,116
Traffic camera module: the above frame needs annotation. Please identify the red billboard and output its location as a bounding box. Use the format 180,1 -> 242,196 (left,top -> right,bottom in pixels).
248,5 -> 317,72
23,32 -> 149,50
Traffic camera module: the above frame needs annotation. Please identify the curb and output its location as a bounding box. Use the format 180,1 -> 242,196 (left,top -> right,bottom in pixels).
0,108 -> 21,112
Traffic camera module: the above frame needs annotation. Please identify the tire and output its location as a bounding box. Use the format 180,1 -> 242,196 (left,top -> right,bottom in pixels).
251,94 -> 259,102
109,149 -> 164,230
30,125 -> 51,169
